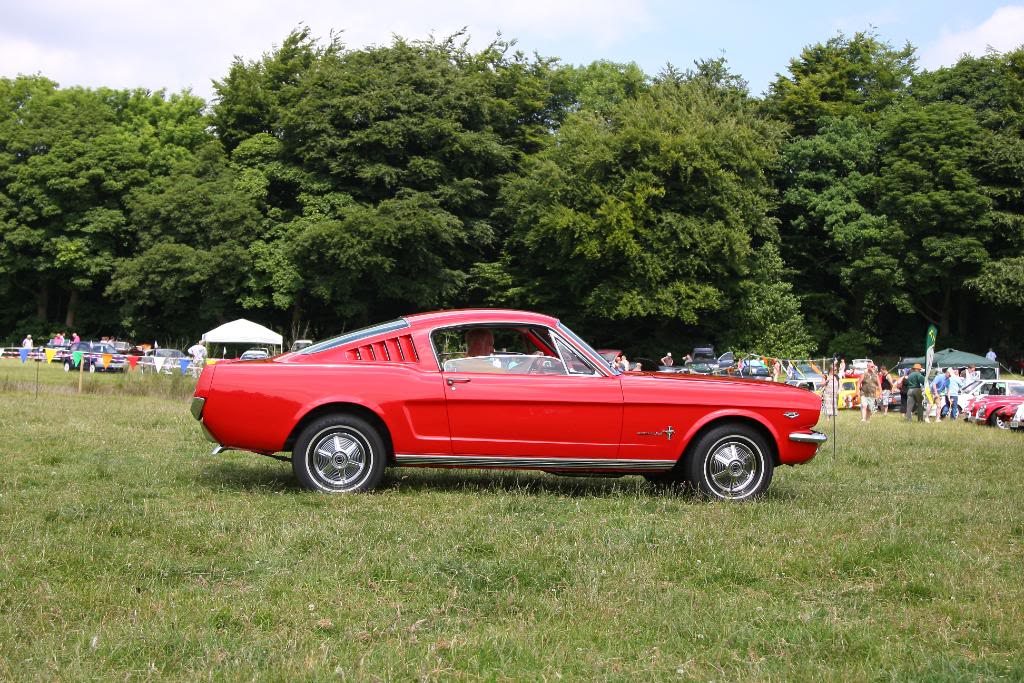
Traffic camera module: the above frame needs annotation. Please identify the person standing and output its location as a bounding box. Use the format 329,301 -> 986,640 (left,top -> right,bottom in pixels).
946,369 -> 963,420
986,348 -> 997,362
821,368 -> 838,417
660,352 -> 673,367
905,364 -> 925,422
879,366 -> 893,415
21,334 -> 33,348
929,369 -> 948,422
858,365 -> 881,422
187,340 -> 207,366
71,332 -> 80,343
966,364 -> 979,383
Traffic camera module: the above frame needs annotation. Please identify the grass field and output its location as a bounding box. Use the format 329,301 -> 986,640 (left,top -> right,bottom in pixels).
1,361 -> 1022,680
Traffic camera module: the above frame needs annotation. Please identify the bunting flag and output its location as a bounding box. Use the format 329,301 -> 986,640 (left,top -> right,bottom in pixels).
102,354 -> 112,369
44,348 -> 56,363
153,356 -> 166,373
71,350 -> 83,367
19,348 -> 28,363
179,358 -> 190,375
127,356 -> 139,370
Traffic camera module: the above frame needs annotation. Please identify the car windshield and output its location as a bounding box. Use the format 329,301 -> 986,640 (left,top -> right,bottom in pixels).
962,380 -> 981,393
556,322 -> 612,374
1010,385 -> 1024,396
298,319 -> 409,355
94,343 -> 117,354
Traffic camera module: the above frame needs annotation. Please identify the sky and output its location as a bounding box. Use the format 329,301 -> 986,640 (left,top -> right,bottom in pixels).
2,1 -> 1023,102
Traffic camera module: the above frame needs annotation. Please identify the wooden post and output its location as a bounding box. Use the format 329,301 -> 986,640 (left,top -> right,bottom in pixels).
78,353 -> 84,394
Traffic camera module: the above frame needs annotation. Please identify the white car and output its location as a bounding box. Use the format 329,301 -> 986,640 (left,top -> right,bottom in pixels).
850,358 -> 873,375
957,379 -> 1024,412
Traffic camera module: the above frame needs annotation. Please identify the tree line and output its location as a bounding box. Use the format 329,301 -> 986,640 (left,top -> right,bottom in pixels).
1,29 -> 1022,358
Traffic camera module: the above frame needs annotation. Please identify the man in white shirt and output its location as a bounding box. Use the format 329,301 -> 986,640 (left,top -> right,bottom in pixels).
187,341 -> 207,365
986,348 -> 997,362
21,334 -> 32,348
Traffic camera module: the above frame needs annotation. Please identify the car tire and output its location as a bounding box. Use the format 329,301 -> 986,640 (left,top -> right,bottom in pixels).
292,413 -> 386,493
63,361 -> 71,372
686,423 -> 774,501
990,413 -> 1009,430
88,363 -> 96,373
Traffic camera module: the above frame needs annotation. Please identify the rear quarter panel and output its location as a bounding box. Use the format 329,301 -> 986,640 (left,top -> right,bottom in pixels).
201,361 -> 449,454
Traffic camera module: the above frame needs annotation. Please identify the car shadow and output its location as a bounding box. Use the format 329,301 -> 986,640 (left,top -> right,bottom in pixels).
196,458 -> 801,502
196,458 -> 300,493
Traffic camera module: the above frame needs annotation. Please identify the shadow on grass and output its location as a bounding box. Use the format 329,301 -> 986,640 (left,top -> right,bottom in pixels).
196,457 -> 805,502
197,458 -> 300,493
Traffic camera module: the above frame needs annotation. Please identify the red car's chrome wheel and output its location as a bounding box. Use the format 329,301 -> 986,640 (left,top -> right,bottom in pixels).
292,415 -> 386,493
688,424 -> 773,501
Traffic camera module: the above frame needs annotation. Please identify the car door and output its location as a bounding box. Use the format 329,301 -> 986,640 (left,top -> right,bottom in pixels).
437,325 -> 623,460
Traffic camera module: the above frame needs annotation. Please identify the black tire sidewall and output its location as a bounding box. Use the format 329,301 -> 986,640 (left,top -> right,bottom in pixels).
292,414 -> 386,493
686,424 -> 773,501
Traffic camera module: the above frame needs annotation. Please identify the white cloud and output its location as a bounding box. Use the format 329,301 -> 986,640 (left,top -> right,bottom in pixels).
0,0 -> 652,101
921,5 -> 1024,68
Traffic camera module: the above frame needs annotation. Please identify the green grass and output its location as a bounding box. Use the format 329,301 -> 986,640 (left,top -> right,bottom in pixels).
1,367 -> 1022,680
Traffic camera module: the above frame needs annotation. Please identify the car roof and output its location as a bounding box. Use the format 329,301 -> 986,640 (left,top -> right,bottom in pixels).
403,309 -> 559,329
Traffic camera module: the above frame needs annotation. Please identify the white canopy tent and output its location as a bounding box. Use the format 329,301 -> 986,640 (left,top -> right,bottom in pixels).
202,319 -> 283,351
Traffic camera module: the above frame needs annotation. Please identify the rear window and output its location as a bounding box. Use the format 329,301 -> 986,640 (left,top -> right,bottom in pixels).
297,319 -> 409,355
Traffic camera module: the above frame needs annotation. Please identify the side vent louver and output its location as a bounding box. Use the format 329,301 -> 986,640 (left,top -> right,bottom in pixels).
344,334 -> 418,363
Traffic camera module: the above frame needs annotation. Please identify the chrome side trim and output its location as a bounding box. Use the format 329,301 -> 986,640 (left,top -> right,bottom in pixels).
788,430 -> 828,444
393,454 -> 674,472
211,445 -> 231,455
190,396 -> 205,420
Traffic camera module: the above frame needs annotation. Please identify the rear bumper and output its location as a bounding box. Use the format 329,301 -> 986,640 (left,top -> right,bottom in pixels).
190,397 -> 219,444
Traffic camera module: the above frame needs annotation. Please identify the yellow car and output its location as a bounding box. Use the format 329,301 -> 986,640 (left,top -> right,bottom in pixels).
838,377 -> 861,409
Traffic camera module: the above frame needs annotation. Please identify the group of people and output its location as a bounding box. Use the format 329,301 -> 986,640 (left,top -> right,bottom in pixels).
21,331 -> 82,348
820,361 -> 981,423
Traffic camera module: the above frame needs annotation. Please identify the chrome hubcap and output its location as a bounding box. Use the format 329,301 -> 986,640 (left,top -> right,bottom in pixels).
707,440 -> 760,498
310,431 -> 368,488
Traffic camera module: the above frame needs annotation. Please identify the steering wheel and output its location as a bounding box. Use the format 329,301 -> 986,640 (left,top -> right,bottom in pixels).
527,356 -> 562,375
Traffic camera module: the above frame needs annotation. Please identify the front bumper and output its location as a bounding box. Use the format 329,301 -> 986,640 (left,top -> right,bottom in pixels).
789,430 -> 828,445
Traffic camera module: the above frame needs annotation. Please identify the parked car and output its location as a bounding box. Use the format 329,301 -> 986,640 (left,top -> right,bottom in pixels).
849,358 -> 873,376
968,394 -> 1024,429
957,379 -> 1024,412
837,377 -> 861,409
139,348 -> 187,374
736,359 -> 771,381
191,309 -> 826,500
62,341 -> 127,373
239,348 -> 270,361
1009,403 -> 1024,431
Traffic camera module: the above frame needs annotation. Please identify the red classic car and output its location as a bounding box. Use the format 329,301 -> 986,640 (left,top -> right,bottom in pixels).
190,309 -> 826,500
968,394 -> 1024,429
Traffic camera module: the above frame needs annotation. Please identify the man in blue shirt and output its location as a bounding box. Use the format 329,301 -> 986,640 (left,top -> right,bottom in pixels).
929,369 -> 948,422
946,369 -> 964,420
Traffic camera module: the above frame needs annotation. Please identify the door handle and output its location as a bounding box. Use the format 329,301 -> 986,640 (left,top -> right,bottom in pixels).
446,377 -> 471,386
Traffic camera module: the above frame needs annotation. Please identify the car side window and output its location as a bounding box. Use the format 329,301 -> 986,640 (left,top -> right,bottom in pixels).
553,336 -> 598,375
432,325 -> 566,375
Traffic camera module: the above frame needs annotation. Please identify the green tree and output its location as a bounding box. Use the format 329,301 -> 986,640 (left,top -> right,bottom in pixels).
493,72 -> 812,354
767,31 -> 916,135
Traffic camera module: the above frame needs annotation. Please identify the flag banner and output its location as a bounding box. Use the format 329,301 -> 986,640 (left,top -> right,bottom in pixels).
102,354 -> 112,369
44,348 -> 56,363
154,356 -> 166,373
19,348 -> 28,363
72,351 -> 83,367
179,358 -> 190,375
127,356 -> 139,370
924,324 -> 938,404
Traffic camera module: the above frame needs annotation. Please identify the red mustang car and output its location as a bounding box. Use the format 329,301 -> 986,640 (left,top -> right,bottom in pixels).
190,309 -> 826,500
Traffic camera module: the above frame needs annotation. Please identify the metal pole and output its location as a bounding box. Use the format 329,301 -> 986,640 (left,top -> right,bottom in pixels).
78,352 -> 84,394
